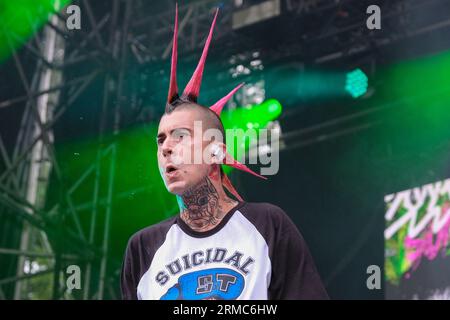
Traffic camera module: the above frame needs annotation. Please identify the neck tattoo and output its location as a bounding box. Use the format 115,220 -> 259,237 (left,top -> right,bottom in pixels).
179,177 -> 236,232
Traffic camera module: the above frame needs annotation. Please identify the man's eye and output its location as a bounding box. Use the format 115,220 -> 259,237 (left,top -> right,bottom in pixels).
173,130 -> 188,140
157,138 -> 164,145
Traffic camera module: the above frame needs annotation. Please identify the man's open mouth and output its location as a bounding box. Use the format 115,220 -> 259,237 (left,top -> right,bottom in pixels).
165,164 -> 179,174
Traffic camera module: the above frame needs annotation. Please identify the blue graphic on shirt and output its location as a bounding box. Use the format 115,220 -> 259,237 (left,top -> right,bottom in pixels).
160,268 -> 244,300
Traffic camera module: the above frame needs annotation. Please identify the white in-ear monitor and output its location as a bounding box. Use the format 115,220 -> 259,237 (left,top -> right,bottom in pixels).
211,144 -> 224,162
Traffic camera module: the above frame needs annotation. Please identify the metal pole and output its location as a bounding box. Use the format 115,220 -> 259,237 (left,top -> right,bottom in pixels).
83,72 -> 111,299
97,144 -> 116,299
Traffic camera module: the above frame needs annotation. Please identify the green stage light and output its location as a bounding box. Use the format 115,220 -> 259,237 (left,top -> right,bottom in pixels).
0,0 -> 70,62
345,68 -> 368,98
221,98 -> 282,131
220,98 -> 282,174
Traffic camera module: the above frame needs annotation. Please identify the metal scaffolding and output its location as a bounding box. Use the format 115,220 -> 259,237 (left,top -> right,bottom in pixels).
0,0 -> 234,301
0,0 -> 123,299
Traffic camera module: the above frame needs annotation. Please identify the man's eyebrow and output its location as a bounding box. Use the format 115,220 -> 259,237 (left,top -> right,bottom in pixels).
156,127 -> 192,140
173,127 -> 192,133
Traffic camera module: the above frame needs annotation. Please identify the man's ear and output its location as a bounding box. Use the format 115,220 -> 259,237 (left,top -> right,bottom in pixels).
210,142 -> 226,164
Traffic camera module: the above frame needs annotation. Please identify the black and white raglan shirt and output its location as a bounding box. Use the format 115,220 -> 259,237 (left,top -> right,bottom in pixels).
121,202 -> 329,300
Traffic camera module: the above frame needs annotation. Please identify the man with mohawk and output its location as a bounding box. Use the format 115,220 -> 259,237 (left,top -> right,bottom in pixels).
121,5 -> 328,300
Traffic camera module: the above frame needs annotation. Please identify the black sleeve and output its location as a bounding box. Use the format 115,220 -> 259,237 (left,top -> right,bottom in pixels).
268,207 -> 329,300
120,237 -> 139,300
120,217 -> 176,300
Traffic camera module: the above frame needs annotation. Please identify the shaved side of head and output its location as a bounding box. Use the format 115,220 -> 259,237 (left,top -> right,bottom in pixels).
164,102 -> 226,144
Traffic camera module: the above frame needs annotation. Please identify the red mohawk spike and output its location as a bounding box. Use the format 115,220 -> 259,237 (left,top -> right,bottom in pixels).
209,83 -> 245,116
167,3 -> 179,104
223,152 -> 268,180
222,173 -> 244,202
182,8 -> 219,102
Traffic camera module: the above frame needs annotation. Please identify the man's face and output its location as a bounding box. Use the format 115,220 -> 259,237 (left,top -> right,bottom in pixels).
157,107 -> 213,195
